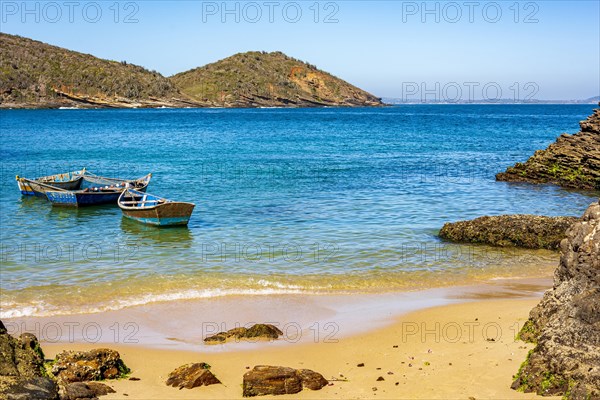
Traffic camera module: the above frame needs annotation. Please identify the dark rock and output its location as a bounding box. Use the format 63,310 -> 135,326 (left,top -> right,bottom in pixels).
296,369 -> 328,391
128,377 -> 140,381
51,349 -> 129,384
242,365 -> 328,397
2,376 -> 59,400
204,324 -> 283,344
496,104 -> 600,190
376,376 -> 385,381
165,363 -> 220,389
512,200 -> 600,399
439,215 -> 578,250
60,381 -> 115,400
0,326 -> 58,399
357,363 -> 365,367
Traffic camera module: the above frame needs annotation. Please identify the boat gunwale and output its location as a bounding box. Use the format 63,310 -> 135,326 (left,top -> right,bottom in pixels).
118,188 -> 194,212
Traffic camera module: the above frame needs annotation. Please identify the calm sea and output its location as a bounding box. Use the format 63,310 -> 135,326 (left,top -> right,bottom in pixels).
0,105 -> 597,318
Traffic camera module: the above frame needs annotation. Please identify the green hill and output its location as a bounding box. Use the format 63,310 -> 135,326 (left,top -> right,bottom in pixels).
0,34 -> 381,108
0,33 -> 198,108
170,51 -> 382,107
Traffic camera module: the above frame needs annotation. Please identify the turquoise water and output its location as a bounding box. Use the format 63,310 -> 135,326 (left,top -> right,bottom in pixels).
0,105 -> 598,317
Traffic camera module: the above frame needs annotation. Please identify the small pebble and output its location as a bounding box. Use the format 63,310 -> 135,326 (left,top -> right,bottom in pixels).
387,371 -> 393,375
376,376 -> 384,381
357,363 -> 365,367
128,377 -> 140,381
392,345 -> 398,348
372,387 -> 377,391
395,382 -> 399,386
376,367 -> 381,370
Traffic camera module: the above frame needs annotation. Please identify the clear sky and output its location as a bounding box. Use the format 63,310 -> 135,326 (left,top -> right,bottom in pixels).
1,0 -> 599,100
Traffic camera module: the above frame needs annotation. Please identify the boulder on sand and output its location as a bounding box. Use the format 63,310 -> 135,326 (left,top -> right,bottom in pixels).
242,365 -> 328,397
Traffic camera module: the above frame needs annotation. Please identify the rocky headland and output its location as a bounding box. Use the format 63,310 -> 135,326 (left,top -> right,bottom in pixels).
170,51 -> 383,108
511,200 -> 600,399
439,214 -> 578,250
496,104 -> 600,191
0,33 -> 382,109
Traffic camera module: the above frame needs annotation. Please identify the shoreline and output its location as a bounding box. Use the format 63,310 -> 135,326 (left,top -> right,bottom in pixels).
37,282 -> 559,399
4,276 -> 552,352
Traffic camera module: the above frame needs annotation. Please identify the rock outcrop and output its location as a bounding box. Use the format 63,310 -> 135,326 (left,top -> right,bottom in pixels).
204,324 -> 283,344
242,365 -> 328,397
496,104 -> 600,190
439,215 -> 578,250
51,349 -> 129,384
0,323 -> 59,400
165,363 -> 221,389
59,382 -> 115,400
512,200 -> 600,399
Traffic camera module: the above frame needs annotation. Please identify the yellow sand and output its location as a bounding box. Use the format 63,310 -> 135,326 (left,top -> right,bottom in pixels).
43,298 -> 557,399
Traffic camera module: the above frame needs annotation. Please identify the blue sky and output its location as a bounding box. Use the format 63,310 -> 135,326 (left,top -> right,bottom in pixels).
1,1 -> 599,100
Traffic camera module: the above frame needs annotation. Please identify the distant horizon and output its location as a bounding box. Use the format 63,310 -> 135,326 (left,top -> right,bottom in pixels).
1,1 -> 599,100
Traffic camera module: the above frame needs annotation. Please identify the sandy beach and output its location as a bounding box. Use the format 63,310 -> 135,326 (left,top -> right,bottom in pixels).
28,278 -> 560,399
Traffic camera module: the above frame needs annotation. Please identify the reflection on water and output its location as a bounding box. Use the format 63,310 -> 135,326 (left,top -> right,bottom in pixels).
120,217 -> 194,246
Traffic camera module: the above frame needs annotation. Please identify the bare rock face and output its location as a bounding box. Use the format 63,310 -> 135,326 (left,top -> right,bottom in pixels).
51,349 -> 129,384
165,363 -> 221,389
204,324 -> 283,344
512,200 -> 600,399
242,365 -> 328,397
439,215 -> 578,250
496,104 -> 600,190
0,324 -> 59,400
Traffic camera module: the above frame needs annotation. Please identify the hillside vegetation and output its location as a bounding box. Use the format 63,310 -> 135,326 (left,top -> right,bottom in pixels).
0,34 -> 381,108
0,33 -> 201,108
171,51 -> 382,107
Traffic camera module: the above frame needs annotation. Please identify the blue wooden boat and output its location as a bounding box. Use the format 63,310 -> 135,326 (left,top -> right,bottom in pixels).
46,174 -> 152,207
16,169 -> 85,197
118,188 -> 195,226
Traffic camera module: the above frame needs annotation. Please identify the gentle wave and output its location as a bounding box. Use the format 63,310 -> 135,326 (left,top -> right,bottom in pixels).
0,286 -> 315,318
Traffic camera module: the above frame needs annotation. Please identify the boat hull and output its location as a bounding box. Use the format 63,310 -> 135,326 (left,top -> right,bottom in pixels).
46,190 -> 124,206
121,203 -> 195,226
17,176 -> 83,196
46,174 -> 152,207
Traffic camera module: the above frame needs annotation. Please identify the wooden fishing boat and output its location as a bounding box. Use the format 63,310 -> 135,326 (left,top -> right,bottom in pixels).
16,169 -> 85,197
118,188 -> 195,226
82,171 -> 147,188
45,174 -> 152,207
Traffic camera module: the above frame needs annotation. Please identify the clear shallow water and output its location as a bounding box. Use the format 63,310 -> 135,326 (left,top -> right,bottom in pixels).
0,105 -> 598,317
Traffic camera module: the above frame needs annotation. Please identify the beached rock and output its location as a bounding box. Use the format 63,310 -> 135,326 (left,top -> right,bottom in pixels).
51,349 -> 129,384
204,324 -> 283,344
496,104 -> 600,190
1,376 -> 59,400
59,381 -> 115,400
512,200 -> 600,398
242,365 -> 327,397
0,324 -> 59,400
439,215 -> 578,250
165,363 -> 220,389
